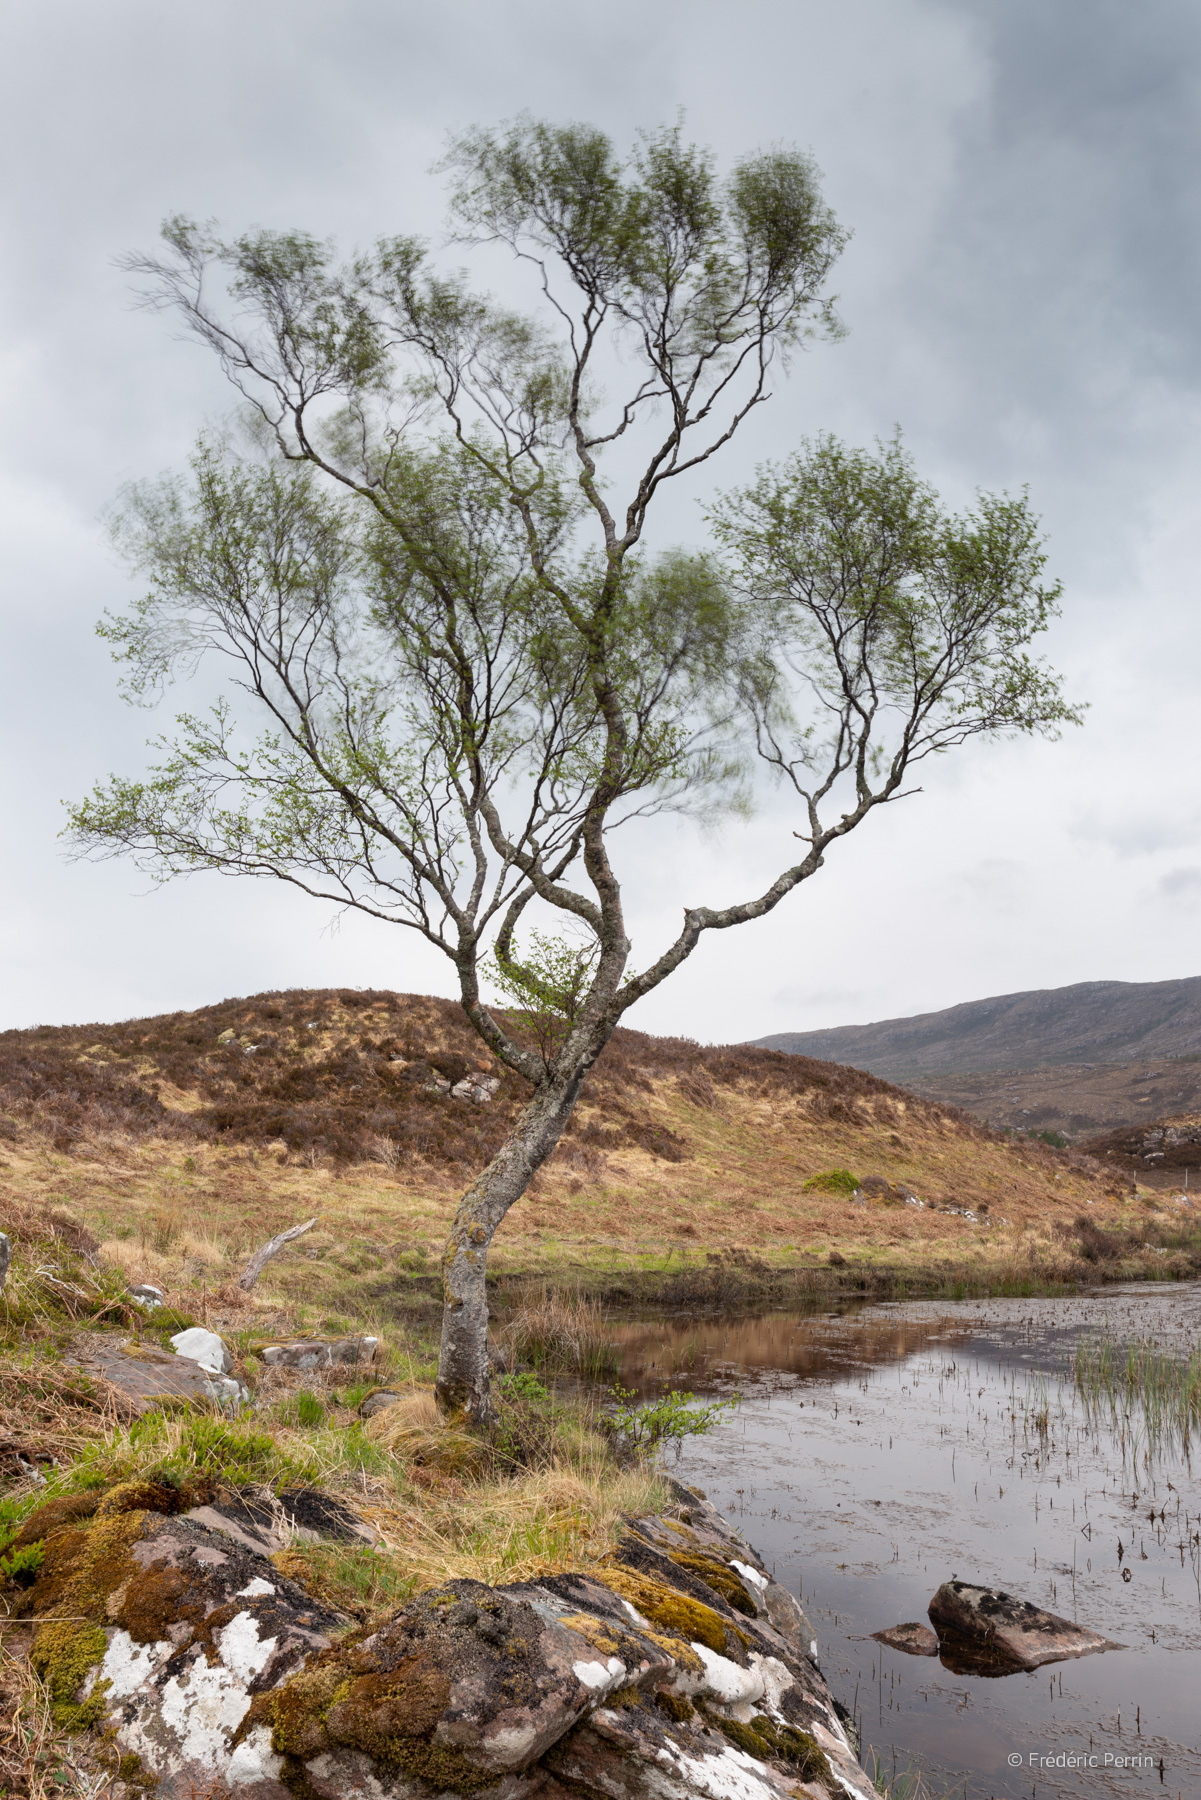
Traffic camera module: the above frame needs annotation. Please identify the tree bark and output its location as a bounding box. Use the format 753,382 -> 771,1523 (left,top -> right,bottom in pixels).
434,1068 -> 589,1426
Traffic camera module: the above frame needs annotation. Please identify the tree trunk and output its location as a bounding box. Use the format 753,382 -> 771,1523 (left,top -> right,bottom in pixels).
434,1070 -> 587,1427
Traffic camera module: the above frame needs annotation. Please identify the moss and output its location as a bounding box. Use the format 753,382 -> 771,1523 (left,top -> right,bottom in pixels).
604,1685 -> 644,1710
264,1648 -> 497,1795
712,1713 -> 834,1789
93,1477 -> 180,1519
31,1620 -> 111,1730
655,1690 -> 694,1722
666,1550 -> 757,1617
3,1491 -> 101,1553
594,1568 -> 732,1656
17,1509 -> 149,1624
558,1612 -> 623,1658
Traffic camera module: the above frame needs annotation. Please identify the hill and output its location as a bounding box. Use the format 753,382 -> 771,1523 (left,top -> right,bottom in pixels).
753,976 -> 1201,1078
0,988 -> 1185,1309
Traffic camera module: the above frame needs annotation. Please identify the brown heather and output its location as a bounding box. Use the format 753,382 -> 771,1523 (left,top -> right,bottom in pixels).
0,987 -> 1179,1299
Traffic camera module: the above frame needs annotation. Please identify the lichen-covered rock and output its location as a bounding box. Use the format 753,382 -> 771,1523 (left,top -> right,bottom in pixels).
9,1481 -> 881,1800
927,1580 -> 1122,1673
261,1337 -> 379,1369
15,1504 -> 346,1798
871,1623 -> 938,1657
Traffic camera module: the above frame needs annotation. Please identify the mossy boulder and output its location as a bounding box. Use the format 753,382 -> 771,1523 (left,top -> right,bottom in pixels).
5,1482 -> 881,1800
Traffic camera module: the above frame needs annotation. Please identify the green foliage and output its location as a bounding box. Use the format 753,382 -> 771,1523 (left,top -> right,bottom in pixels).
710,434 -> 1081,804
606,1384 -> 737,1454
291,1390 -> 329,1428
0,1540 -> 45,1586
1030,1129 -> 1068,1148
803,1168 -> 861,1196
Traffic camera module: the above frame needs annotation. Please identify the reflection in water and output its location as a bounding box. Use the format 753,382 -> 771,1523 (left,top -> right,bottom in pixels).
610,1286 -> 1201,1800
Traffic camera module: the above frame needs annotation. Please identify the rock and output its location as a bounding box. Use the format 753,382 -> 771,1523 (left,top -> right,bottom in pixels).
17,1500 -> 347,1799
928,1581 -> 1123,1673
359,1389 -> 402,1419
170,1328 -> 233,1376
872,1622 -> 938,1656
217,1028 -> 237,1043
128,1284 -> 164,1309
451,1074 -> 501,1104
11,1482 -> 883,1800
70,1340 -> 242,1415
183,1488 -> 378,1555
260,1337 -> 378,1369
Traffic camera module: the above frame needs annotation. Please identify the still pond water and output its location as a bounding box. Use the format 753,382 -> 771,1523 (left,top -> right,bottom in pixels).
610,1285 -> 1201,1800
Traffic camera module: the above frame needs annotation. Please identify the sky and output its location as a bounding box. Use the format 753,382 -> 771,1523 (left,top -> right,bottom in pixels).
2,0 -> 1200,1043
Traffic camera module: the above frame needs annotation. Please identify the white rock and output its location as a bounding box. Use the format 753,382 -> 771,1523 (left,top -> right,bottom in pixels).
171,1328 -> 233,1376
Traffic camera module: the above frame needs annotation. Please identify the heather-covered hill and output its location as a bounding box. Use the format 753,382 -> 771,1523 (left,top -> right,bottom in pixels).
0,986 -> 909,1173
0,988 -> 1185,1300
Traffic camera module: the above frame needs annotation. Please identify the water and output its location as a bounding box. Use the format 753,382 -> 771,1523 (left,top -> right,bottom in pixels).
609,1285 -> 1201,1800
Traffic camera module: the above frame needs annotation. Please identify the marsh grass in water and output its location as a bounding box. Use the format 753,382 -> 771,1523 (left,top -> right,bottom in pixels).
500,1285 -> 621,1379
1073,1332 -> 1201,1454
866,1753 -> 967,1800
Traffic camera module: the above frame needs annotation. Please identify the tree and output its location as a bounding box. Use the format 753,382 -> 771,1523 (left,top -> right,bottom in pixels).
67,119 -> 1079,1426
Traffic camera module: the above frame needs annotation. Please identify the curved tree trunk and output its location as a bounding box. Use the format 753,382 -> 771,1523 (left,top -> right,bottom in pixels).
434,1069 -> 589,1426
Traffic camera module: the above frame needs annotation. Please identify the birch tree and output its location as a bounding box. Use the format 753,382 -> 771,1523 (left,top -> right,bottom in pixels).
68,119 -> 1078,1424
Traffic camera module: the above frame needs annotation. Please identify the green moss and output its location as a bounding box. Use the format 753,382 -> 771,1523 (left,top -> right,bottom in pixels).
16,1509 -> 149,1624
263,1650 -> 498,1795
31,1620 -> 110,1730
655,1691 -> 694,1722
666,1550 -> 757,1617
595,1569 -> 733,1654
803,1169 -> 861,1196
713,1713 -> 834,1788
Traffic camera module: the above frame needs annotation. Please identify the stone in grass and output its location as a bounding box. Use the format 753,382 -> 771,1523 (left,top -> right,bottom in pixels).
928,1581 -> 1123,1674
170,1327 -> 233,1376
128,1283 -> 164,1309
71,1339 -> 233,1416
358,1389 -> 402,1418
872,1622 -> 939,1656
261,1337 -> 378,1369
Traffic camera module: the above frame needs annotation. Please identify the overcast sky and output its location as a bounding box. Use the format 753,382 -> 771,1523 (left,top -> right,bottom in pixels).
2,0 -> 1200,1043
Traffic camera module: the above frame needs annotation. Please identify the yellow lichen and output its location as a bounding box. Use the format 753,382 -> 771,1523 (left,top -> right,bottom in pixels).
558,1612 -> 623,1657
594,1569 -> 732,1655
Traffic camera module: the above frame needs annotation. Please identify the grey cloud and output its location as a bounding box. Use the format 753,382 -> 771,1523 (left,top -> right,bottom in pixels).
1159,868 -> 1201,905
4,0 -> 1201,1033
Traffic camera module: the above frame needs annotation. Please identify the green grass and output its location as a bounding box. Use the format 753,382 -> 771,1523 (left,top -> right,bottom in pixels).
1073,1333 -> 1201,1453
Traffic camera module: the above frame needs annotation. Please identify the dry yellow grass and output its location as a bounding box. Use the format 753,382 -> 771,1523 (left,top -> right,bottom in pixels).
0,1064 -> 1146,1319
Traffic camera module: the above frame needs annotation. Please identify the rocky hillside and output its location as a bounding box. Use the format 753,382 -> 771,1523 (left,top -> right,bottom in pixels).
755,975 -> 1201,1078
0,988 -> 1172,1296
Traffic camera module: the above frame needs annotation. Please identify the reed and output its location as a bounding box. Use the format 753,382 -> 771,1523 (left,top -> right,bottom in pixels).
1072,1332 -> 1201,1451
501,1284 -> 621,1379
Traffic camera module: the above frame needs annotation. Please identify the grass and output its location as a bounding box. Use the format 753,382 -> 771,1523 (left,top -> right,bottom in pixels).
0,986 -> 1172,1319
499,1285 -> 621,1378
865,1753 -> 967,1799
0,1647 -> 103,1800
1072,1332 -> 1201,1453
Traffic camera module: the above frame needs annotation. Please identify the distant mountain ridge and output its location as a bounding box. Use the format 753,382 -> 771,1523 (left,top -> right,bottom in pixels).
754,977 -> 1201,1079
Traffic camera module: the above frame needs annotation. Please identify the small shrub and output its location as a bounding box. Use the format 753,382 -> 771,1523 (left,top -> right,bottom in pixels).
802,1168 -> 861,1196
605,1385 -> 738,1455
0,1541 -> 45,1586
